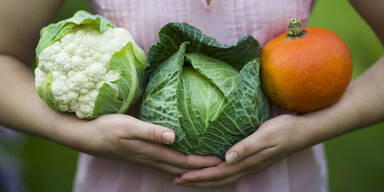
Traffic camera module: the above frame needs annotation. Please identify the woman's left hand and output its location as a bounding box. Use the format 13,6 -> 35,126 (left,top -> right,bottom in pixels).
174,114 -> 316,187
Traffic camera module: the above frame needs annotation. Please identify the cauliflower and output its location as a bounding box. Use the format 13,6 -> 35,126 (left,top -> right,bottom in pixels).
35,11 -> 147,119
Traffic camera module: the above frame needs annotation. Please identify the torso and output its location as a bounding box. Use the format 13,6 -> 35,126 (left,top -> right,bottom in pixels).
74,1 -> 328,192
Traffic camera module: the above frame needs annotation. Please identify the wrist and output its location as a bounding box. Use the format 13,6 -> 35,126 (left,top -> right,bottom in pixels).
295,115 -> 327,147
297,99 -> 356,146
45,113 -> 89,151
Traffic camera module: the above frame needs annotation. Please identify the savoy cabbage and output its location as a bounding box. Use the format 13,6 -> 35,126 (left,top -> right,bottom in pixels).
140,23 -> 269,158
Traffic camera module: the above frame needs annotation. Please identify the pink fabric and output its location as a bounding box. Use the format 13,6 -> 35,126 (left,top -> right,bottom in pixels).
74,0 -> 328,191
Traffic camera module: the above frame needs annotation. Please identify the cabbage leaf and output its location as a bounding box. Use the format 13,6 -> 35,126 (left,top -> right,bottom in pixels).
141,23 -> 268,158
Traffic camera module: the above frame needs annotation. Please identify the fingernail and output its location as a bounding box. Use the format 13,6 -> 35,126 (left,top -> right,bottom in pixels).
174,177 -> 182,184
162,131 -> 175,144
226,151 -> 238,164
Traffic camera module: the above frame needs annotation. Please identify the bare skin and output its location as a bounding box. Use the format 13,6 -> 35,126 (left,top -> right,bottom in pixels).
175,0 -> 384,187
0,0 -> 221,175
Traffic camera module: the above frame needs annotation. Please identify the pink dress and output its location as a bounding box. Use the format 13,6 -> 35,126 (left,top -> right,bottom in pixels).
74,0 -> 328,191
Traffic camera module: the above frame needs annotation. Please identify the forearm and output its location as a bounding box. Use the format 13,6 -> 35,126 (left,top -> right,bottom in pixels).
0,0 -> 74,143
303,56 -> 384,144
0,55 -> 84,146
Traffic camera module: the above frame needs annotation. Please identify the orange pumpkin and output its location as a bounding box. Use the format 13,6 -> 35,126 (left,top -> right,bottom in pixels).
261,18 -> 353,113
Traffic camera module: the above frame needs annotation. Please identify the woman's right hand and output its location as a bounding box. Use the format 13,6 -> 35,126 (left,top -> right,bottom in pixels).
64,114 -> 221,175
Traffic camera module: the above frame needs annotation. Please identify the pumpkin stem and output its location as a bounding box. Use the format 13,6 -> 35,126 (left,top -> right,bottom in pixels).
287,18 -> 304,37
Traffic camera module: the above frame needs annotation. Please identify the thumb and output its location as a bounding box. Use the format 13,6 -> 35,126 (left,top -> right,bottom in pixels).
225,133 -> 266,165
131,120 -> 175,144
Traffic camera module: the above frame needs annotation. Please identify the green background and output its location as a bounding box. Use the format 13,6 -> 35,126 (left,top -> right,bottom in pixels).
7,0 -> 384,191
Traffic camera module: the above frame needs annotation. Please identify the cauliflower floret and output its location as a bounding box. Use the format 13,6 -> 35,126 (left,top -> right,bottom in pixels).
35,26 -> 135,118
34,68 -> 46,88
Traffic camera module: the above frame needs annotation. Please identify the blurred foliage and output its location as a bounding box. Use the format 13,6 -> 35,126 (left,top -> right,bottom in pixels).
8,0 -> 384,192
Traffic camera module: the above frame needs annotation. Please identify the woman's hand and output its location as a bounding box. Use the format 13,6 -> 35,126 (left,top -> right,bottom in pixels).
66,114 -> 221,175
174,114 -> 313,187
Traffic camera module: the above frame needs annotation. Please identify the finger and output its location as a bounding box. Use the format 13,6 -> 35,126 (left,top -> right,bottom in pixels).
127,119 -> 175,144
225,131 -> 275,165
182,155 -> 222,168
148,147 -> 222,169
178,162 -> 241,183
143,160 -> 189,175
123,140 -> 222,169
179,147 -> 277,183
175,172 -> 245,187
